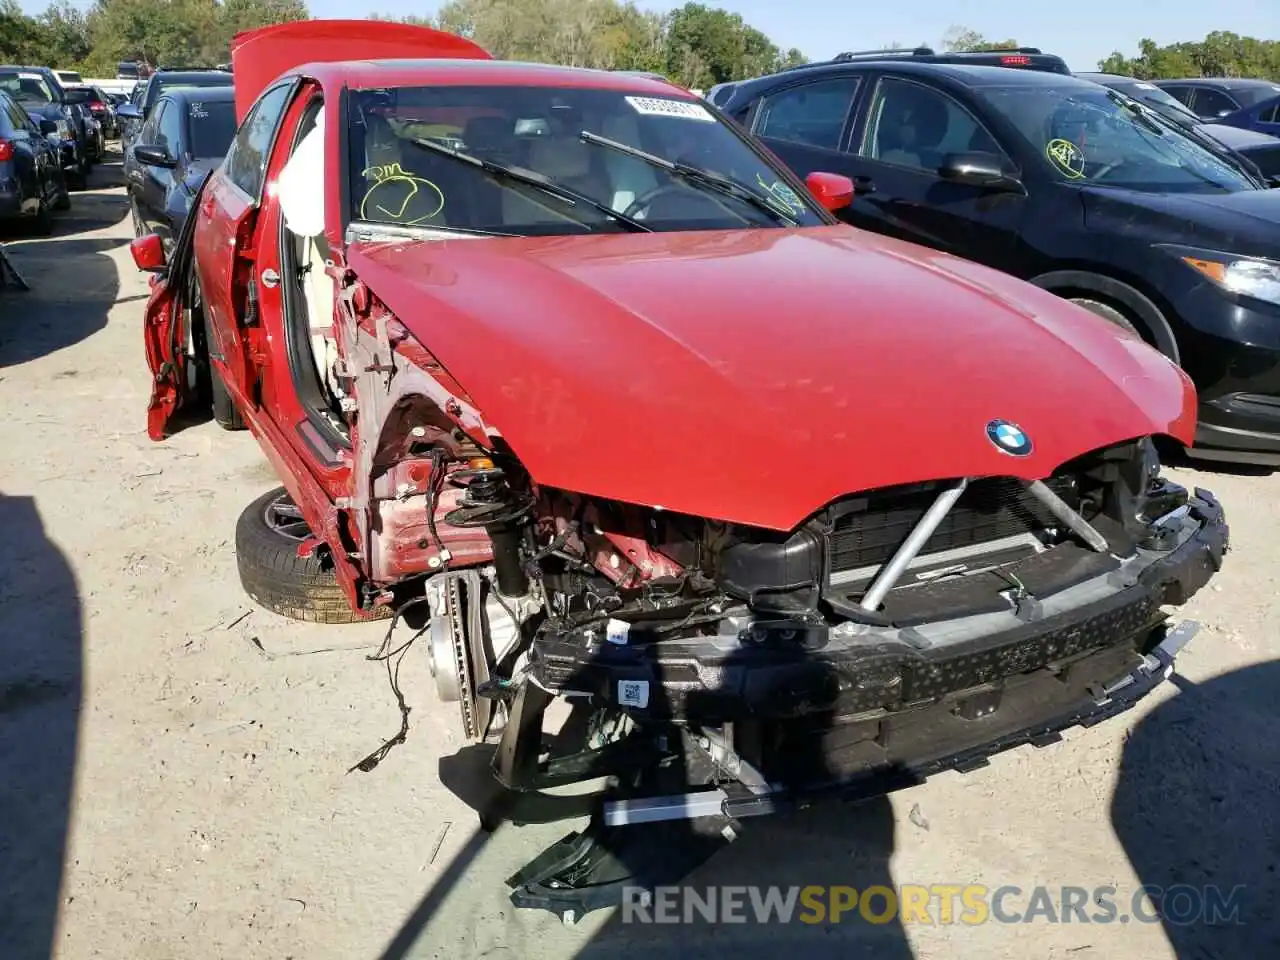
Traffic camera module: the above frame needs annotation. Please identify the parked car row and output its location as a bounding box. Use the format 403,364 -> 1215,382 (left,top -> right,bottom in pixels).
129,22 -> 1230,919
0,61 -> 145,232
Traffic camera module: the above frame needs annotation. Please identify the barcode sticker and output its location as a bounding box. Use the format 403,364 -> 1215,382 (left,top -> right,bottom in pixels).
618,679 -> 650,709
625,96 -> 715,122
606,618 -> 630,645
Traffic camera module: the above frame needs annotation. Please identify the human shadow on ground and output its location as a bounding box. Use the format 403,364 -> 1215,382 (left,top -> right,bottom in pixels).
0,494 -> 83,958
1112,660 -> 1280,957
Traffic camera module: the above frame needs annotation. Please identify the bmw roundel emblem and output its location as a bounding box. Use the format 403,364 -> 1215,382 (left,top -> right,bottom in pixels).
986,419 -> 1033,457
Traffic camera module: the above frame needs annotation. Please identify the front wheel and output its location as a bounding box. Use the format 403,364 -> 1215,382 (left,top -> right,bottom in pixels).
235,487 -> 392,624
1069,298 -> 1141,338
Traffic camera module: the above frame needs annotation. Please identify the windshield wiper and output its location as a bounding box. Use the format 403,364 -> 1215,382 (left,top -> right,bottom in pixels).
407,135 -> 651,233
578,130 -> 800,227
1106,90 -> 1166,136
1103,90 -> 1265,189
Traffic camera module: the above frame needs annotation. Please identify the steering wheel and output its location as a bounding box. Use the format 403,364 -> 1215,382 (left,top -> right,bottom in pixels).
1089,161 -> 1124,181
623,184 -> 697,219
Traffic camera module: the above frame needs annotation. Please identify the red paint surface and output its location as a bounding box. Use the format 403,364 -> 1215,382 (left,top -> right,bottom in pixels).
228,20 -> 492,121
347,227 -> 1197,531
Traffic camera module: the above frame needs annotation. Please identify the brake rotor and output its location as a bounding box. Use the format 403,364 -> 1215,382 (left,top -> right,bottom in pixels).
423,573 -> 493,742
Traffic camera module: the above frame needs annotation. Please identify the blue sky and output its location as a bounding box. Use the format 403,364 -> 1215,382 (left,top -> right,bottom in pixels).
21,0 -> 1279,73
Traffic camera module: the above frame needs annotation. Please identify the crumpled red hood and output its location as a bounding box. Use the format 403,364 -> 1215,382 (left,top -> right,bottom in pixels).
347,226 -> 1196,531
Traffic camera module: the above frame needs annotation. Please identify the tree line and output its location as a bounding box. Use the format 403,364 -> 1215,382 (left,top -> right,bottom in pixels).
4,2 -> 1276,88
1100,32 -> 1280,80
939,27 -> 1280,80
0,0 -> 805,89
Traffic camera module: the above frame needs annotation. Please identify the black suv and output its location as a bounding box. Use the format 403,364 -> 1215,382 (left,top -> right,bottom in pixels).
717,60 -> 1280,465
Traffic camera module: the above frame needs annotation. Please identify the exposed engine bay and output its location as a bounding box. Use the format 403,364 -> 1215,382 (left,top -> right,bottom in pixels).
353,430 -> 1226,918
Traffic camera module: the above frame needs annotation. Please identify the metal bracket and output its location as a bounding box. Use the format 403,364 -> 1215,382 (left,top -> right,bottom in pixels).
1093,619 -> 1199,706
861,479 -> 969,611
1026,479 -> 1110,553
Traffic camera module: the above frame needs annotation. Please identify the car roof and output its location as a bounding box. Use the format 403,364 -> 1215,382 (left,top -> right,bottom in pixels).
726,59 -> 1093,102
1156,77 -> 1280,90
299,57 -> 692,95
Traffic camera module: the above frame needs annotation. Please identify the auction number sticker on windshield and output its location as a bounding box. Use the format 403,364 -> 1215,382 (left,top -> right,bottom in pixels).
625,96 -> 715,122
1045,138 -> 1086,179
189,102 -> 208,119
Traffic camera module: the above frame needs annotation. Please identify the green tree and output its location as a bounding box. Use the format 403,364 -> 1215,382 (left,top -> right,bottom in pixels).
36,0 -> 90,67
1,0 -> 47,62
1099,32 -> 1280,79
941,25 -> 1018,53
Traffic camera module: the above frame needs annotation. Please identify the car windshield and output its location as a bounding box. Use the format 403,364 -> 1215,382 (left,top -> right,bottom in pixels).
981,84 -> 1257,193
347,84 -> 825,235
1112,81 -> 1200,124
0,72 -> 54,104
187,98 -> 237,159
63,87 -> 94,104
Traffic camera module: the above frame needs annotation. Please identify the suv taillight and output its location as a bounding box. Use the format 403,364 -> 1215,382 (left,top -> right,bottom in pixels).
89,99 -> 104,110
0,141 -> 14,162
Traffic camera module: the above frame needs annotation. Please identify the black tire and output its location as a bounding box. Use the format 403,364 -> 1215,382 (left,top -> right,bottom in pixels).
235,487 -> 391,624
52,181 -> 71,212
31,200 -> 53,236
1070,297 -> 1142,337
209,364 -> 245,430
192,274 -> 245,430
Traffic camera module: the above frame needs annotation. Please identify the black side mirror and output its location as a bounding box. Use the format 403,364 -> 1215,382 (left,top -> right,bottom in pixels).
938,151 -> 1025,193
134,144 -> 176,169
39,119 -> 58,135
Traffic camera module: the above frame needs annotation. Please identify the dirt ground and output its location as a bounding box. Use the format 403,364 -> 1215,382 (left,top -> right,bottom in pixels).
2,153 -> 1278,960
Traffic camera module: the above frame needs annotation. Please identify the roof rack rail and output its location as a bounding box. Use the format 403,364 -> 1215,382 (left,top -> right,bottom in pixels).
833,47 -> 935,61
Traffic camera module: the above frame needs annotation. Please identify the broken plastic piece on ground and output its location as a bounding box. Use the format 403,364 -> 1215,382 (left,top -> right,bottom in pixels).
505,815 -> 735,921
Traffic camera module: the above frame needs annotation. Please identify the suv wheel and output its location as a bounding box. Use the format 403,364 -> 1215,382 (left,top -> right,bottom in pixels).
235,487 -> 392,624
1069,298 -> 1141,337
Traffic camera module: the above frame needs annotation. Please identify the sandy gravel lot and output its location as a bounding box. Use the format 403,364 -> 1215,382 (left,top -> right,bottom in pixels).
2,154 -> 1278,960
